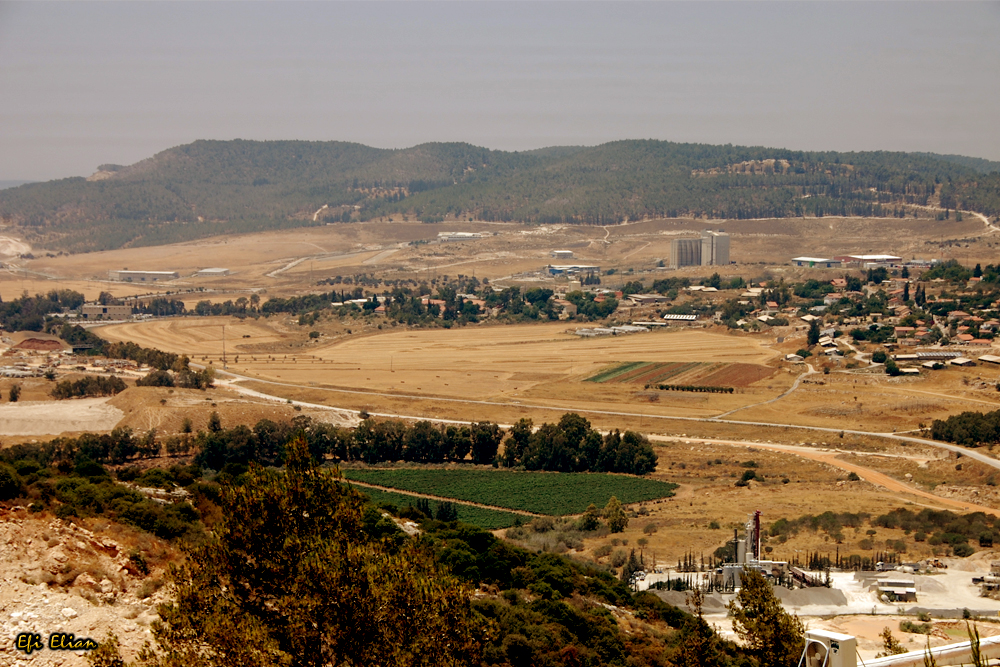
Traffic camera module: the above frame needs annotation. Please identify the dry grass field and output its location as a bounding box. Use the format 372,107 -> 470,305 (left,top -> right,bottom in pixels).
92,313 -> 1000,438
572,436 -> 981,569
96,320 -> 792,424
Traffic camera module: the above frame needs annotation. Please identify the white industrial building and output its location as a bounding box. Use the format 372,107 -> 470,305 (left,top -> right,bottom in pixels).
550,250 -> 574,259
670,238 -> 702,268
791,257 -> 843,269
109,270 -> 179,282
437,232 -> 485,242
848,254 -> 902,266
196,267 -> 230,277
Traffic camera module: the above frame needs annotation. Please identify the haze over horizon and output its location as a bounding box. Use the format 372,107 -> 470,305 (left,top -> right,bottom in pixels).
1,1 -> 998,182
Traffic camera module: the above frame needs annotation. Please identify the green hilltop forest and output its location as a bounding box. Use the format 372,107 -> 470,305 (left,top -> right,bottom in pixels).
2,139 -> 1000,253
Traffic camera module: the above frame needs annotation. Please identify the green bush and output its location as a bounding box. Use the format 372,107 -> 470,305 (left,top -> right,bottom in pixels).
899,620 -> 931,634
0,464 -> 22,500
953,543 -> 975,557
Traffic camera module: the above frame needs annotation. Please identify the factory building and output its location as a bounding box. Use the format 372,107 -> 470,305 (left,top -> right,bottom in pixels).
81,304 -> 132,320
196,267 -> 230,277
701,230 -> 730,266
670,230 -> 730,268
108,270 -> 179,282
670,238 -> 703,268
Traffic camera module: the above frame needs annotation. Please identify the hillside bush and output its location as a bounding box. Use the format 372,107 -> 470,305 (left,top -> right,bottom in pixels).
50,375 -> 126,399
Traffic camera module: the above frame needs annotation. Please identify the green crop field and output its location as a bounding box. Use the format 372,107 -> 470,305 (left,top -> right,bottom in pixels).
352,485 -> 523,530
585,361 -> 649,383
342,469 -> 678,516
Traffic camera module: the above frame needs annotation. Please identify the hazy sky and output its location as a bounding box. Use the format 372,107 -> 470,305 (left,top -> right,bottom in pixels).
1,1 -> 998,181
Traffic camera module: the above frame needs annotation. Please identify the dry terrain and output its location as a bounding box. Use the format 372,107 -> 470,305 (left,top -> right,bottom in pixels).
0,507 -> 177,665
96,320 -> 790,425
2,214 -> 996,306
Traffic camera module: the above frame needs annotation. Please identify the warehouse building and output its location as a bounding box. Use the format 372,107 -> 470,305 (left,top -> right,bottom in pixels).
791,257 -> 842,269
108,270 -> 180,282
81,304 -> 133,320
196,267 -> 230,277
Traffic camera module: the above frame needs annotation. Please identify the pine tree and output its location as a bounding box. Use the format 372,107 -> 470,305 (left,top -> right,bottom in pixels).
807,320 -> 820,346
727,568 -> 805,667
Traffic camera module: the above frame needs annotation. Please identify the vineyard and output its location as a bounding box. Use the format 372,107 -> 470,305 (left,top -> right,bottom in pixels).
353,485 -> 523,529
586,361 -> 774,387
342,469 -> 678,516
648,384 -> 735,394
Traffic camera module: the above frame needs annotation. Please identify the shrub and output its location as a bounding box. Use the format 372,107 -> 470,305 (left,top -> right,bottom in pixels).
531,516 -> 555,533
0,464 -> 22,500
136,370 -> 174,387
953,543 -> 975,557
642,523 -> 657,535
735,470 -> 757,487
610,549 -> 628,568
593,544 -> 613,559
128,550 -> 150,576
899,620 -> 931,634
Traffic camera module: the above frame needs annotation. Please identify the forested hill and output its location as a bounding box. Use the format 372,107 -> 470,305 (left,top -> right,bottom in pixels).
2,139 -> 999,253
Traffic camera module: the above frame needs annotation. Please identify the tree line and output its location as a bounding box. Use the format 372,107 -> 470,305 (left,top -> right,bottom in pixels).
931,409 -> 1000,447
50,375 -> 127,399
500,413 -> 658,475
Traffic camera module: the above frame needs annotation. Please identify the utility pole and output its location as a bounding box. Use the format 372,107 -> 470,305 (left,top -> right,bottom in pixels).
222,325 -> 227,369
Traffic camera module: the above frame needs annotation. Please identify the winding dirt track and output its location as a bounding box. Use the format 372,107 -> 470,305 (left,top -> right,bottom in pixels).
653,436 -> 1000,517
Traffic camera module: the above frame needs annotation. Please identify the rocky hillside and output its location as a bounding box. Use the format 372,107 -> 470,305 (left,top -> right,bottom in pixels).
0,507 -> 175,665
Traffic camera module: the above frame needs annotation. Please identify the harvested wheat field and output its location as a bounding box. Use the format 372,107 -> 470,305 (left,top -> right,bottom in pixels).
98,319 -> 788,423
